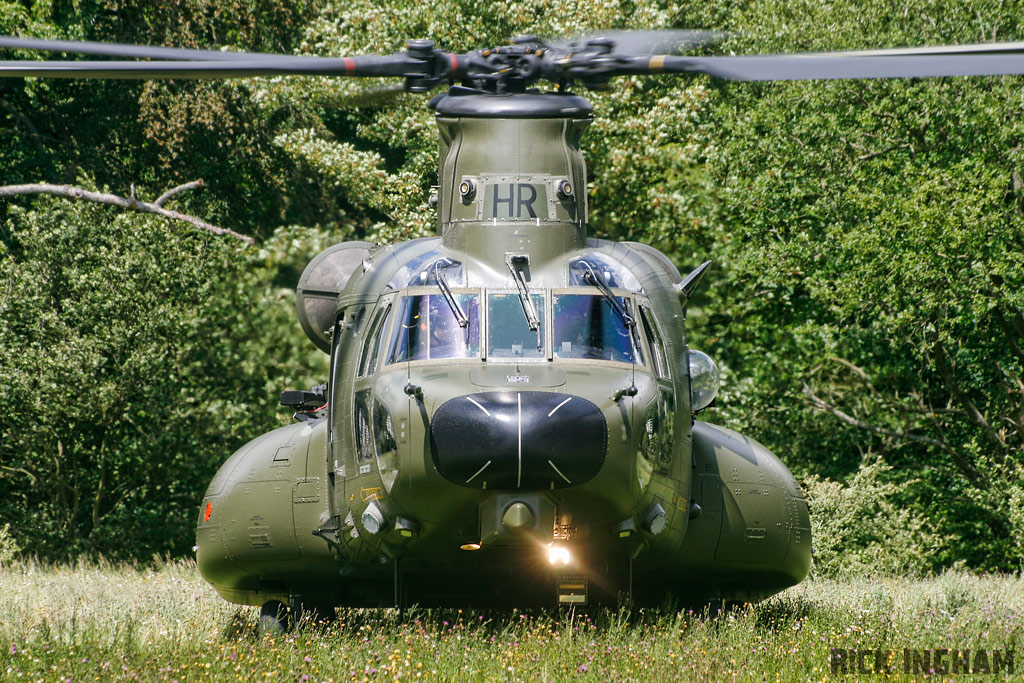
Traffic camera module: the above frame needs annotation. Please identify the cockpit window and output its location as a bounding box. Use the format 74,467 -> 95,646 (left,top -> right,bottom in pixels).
639,306 -> 669,379
387,294 -> 480,363
569,254 -> 643,292
363,302 -> 392,376
552,294 -> 638,363
487,292 -> 545,359
387,254 -> 465,290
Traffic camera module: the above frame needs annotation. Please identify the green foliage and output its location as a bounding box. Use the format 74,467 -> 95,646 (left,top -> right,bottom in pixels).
0,524 -> 20,566
0,194 -> 329,559
802,460 -> 945,578
684,0 -> 1024,571
0,0 -> 337,239
2,0 -> 1023,572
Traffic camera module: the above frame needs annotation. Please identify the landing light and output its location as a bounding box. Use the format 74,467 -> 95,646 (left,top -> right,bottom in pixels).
548,544 -> 572,566
644,503 -> 668,535
688,349 -> 720,411
361,501 -> 386,535
460,542 -> 481,551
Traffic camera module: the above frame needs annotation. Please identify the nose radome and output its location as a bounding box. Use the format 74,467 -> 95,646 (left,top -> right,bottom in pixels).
430,391 -> 608,490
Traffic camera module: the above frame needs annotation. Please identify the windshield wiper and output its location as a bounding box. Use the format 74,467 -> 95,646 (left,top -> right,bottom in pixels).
434,259 -> 469,328
506,254 -> 542,350
573,261 -> 635,328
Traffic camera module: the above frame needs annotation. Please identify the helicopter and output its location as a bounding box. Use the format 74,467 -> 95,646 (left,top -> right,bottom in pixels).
4,29 -> 1024,628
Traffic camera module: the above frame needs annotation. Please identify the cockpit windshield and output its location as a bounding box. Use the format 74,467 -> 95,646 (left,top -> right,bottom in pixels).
487,292 -> 545,359
552,294 -> 638,363
384,290 -> 643,365
387,294 -> 480,363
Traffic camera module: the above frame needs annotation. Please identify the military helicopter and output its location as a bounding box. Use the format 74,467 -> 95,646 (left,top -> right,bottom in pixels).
4,29 -> 1024,627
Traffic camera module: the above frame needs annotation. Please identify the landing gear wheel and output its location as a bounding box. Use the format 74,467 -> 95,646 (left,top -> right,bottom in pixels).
259,599 -> 290,634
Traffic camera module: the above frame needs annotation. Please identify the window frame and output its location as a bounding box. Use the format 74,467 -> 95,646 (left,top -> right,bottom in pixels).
638,304 -> 670,380
384,287 -> 484,366
549,289 -> 643,366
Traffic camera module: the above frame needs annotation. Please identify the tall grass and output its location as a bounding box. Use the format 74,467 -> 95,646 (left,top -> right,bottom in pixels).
0,559 -> 1021,681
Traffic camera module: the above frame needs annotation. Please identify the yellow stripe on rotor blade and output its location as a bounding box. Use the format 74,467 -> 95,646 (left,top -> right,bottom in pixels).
649,55 -> 667,72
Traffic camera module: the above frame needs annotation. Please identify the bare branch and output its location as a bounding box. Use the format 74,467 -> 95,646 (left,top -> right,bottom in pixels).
827,356 -> 872,381
0,183 -> 254,245
154,179 -> 205,207
802,382 -> 988,488
0,465 -> 37,485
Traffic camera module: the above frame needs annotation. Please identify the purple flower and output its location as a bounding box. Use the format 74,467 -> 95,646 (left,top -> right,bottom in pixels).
578,664 -> 588,673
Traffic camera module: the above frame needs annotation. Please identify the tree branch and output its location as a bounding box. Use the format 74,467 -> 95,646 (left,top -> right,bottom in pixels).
0,465 -> 37,485
802,382 -> 988,488
0,182 -> 254,245
154,179 -> 205,207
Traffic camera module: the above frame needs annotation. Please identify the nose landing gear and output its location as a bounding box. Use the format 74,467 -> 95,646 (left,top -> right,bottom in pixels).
258,599 -> 290,635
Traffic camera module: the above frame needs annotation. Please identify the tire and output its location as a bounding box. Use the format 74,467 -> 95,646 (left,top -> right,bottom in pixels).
259,599 -> 290,635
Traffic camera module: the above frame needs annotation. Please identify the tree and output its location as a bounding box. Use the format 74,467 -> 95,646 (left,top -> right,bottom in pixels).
689,0 -> 1024,569
0,194 -> 334,558
2,0 -> 1022,569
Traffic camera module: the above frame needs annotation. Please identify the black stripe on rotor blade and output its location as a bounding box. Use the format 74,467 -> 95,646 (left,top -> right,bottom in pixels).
660,53 -> 1024,81
0,35 -> 307,62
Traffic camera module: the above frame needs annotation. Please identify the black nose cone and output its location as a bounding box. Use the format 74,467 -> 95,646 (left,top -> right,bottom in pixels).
431,391 -> 607,490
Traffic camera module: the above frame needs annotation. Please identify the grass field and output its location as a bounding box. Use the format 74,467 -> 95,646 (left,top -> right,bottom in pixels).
0,559 -> 1020,681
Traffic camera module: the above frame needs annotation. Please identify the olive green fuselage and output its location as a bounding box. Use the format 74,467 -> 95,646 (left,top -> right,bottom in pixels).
196,92 -> 810,608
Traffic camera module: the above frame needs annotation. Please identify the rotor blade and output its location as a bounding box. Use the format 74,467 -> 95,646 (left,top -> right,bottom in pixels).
334,83 -> 409,107
0,55 -> 428,79
0,34 -> 307,62
555,29 -> 725,55
808,41 -> 1024,57
656,51 -> 1024,81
